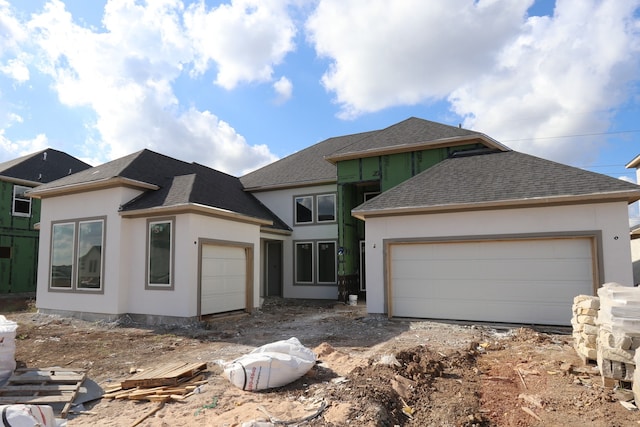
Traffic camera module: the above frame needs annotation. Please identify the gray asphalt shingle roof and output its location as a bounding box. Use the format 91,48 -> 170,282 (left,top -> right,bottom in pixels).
240,117 -> 499,190
33,149 -> 290,231
354,150 -> 640,215
327,117 -> 485,158
240,131 -> 375,190
0,148 -> 91,183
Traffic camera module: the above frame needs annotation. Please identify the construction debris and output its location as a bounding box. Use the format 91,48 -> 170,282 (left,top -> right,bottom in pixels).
102,361 -> 207,403
0,367 -> 86,418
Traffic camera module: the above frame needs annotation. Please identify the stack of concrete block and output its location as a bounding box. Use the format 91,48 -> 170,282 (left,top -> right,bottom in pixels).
634,348 -> 640,404
571,295 -> 600,363
596,283 -> 640,385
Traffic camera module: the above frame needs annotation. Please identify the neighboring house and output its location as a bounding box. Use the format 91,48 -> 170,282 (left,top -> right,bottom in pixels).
30,118 -> 640,325
29,150 -> 290,323
0,149 -> 91,294
627,154 -> 640,286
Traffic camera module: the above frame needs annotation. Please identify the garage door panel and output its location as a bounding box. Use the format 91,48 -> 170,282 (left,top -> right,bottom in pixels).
390,238 -> 594,325
201,245 -> 246,315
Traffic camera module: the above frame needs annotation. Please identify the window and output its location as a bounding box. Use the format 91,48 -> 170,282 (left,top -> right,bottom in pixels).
294,240 -> 337,285
317,241 -> 336,283
294,193 -> 336,225
317,194 -> 336,222
77,220 -> 104,289
295,242 -> 313,283
147,219 -> 173,287
50,218 -> 105,291
295,196 -> 313,224
12,185 -> 31,217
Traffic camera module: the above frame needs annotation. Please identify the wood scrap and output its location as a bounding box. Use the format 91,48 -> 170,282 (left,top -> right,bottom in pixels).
103,361 -> 208,403
130,400 -> 167,427
521,406 -> 542,422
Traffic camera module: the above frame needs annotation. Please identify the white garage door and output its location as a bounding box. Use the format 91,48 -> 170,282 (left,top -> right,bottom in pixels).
201,244 -> 247,316
390,238 -> 595,325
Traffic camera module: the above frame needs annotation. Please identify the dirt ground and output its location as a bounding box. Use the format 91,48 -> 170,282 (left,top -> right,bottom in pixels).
1,296 -> 639,426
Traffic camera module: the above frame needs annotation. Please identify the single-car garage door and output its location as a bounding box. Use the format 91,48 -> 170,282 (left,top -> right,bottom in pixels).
389,237 -> 596,325
200,244 -> 248,316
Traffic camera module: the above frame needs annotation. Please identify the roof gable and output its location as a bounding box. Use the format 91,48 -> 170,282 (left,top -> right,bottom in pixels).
353,150 -> 640,217
0,148 -> 91,184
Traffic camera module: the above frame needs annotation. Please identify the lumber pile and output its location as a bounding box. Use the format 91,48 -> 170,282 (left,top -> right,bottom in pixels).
571,295 -> 600,363
102,361 -> 207,402
595,283 -> 640,386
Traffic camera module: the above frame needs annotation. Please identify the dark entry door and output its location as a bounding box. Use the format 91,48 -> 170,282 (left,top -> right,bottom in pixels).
266,241 -> 282,296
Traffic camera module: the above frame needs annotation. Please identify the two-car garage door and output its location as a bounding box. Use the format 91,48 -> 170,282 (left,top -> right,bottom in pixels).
389,237 -> 596,325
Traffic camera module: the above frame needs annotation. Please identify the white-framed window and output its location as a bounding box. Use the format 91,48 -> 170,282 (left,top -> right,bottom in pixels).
294,196 -> 313,224
317,194 -> 336,223
294,240 -> 337,285
12,185 -> 32,217
295,241 -> 314,284
50,218 -> 105,292
317,241 -> 337,284
147,218 -> 174,288
293,193 -> 336,225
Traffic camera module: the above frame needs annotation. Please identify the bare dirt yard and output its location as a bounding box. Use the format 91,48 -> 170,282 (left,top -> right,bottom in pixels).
2,296 -> 639,426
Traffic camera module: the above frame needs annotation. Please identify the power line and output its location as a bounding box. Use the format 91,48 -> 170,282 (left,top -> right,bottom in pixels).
502,129 -> 640,142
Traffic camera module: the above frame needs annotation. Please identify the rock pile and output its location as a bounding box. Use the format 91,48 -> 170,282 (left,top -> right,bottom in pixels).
571,295 -> 600,363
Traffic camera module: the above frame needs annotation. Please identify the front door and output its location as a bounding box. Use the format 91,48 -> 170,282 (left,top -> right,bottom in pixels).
265,241 -> 282,296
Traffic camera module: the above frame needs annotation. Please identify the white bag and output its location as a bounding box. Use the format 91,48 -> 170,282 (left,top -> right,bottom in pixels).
0,404 -> 56,427
0,315 -> 17,386
223,337 -> 316,391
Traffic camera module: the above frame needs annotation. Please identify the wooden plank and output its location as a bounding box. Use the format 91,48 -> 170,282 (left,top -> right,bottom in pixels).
120,362 -> 207,389
0,367 -> 86,419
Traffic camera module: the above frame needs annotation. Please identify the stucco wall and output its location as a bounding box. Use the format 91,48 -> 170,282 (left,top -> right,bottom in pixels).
37,187 -> 264,320
36,187 -> 143,316
363,201 -> 635,314
631,238 -> 640,286
253,184 -> 339,299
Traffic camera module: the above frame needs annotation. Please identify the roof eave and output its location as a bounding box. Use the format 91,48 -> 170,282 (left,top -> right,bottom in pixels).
0,175 -> 43,187
324,134 -> 509,164
352,190 -> 640,220
626,154 -> 640,169
243,178 -> 336,193
27,177 -> 159,198
119,202 -> 273,226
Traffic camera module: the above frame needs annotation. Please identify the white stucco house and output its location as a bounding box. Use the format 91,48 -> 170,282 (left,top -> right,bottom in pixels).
627,153 -> 640,286
29,150 -> 290,324
29,118 -> 640,325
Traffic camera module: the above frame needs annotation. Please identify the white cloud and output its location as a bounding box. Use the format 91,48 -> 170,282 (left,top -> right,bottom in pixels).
184,0 -> 296,89
0,130 -> 48,161
0,0 -> 28,57
306,0 -> 533,119
22,0 -> 281,175
0,57 -> 29,82
450,0 -> 640,165
273,76 -> 293,104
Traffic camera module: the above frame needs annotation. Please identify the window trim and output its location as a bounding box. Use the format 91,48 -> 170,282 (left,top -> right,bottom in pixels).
316,193 -> 337,223
49,217 -> 106,293
145,217 -> 175,290
293,193 -> 337,225
294,241 -> 314,284
12,185 -> 32,217
293,239 -> 338,286
316,240 -> 337,284
294,195 -> 314,225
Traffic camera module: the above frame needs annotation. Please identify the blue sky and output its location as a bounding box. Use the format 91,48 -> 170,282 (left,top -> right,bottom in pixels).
0,1 -> 639,214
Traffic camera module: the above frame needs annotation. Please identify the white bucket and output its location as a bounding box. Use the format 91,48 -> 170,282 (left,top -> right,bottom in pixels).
348,295 -> 358,306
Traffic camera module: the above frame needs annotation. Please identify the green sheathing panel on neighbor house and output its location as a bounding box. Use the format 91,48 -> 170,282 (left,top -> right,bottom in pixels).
334,143 -> 485,294
0,180 -> 41,293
